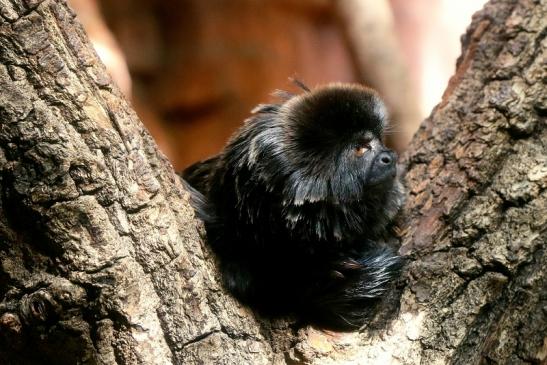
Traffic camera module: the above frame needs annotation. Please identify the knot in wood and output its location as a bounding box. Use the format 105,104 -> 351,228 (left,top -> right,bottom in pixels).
20,289 -> 61,326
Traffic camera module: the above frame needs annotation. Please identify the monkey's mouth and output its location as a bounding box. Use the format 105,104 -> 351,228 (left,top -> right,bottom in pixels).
365,168 -> 397,187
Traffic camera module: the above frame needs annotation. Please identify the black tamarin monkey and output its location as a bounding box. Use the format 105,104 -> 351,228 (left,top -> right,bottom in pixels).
182,81 -> 405,330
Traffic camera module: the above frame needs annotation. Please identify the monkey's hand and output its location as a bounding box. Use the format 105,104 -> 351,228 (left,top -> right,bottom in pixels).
302,247 -> 403,330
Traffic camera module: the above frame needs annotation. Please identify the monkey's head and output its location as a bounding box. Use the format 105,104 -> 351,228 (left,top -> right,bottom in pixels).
238,83 -> 404,241
277,83 -> 397,207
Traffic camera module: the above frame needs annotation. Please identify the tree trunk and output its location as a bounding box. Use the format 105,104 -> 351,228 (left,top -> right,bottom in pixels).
0,0 -> 544,364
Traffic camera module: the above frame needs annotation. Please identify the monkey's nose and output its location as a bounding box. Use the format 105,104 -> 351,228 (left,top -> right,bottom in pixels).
378,151 -> 395,166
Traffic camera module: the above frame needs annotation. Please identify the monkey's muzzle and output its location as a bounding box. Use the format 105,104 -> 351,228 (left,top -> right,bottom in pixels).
367,150 -> 397,186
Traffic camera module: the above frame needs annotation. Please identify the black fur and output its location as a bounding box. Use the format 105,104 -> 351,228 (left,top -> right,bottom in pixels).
183,82 -> 405,330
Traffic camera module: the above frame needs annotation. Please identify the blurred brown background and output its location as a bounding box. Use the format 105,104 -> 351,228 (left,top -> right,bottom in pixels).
68,0 -> 486,170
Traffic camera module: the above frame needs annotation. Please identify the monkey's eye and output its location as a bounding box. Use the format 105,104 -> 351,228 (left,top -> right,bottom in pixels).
354,140 -> 371,157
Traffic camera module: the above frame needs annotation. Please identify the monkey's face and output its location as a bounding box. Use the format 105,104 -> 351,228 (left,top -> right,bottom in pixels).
279,83 -> 397,206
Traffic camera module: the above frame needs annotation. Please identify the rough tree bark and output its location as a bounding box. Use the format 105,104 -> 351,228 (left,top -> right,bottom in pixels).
0,0 -> 544,364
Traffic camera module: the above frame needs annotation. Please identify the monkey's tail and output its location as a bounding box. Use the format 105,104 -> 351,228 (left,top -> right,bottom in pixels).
301,247 -> 404,331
